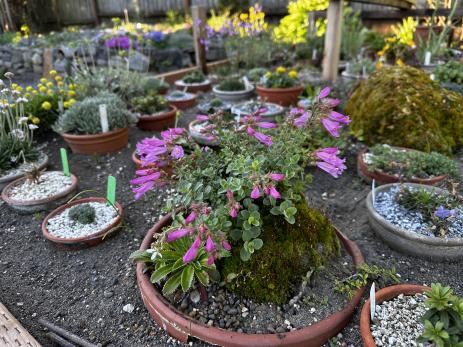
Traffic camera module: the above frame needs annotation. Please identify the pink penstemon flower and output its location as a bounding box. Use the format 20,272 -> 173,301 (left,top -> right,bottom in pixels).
268,173 -> 285,181
205,235 -> 216,252
250,185 -> 261,199
185,211 -> 197,224
183,236 -> 202,263
166,228 -> 191,242
328,111 -> 350,124
318,87 -> 331,100
321,118 -> 341,138
222,240 -> 232,251
314,147 -> 347,178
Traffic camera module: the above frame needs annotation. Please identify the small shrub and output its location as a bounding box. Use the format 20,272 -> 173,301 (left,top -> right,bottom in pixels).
182,70 -> 206,84
141,76 -> 169,94
261,67 -> 299,88
68,204 -> 96,225
24,93 -> 59,134
247,68 -> 268,83
218,78 -> 246,91
132,94 -> 169,114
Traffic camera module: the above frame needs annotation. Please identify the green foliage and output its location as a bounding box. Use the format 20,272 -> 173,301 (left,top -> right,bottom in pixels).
225,33 -> 278,70
52,92 -> 136,135
418,283 -> 463,347
246,68 -> 268,83
341,8 -> 368,60
0,135 -> 38,173
367,144 -> 460,180
217,78 -> 245,91
435,61 -> 463,85
23,93 -> 59,134
131,94 -> 169,114
0,32 -> 16,45
141,76 -> 169,94
345,66 -> 463,154
345,58 -> 376,76
68,204 -> 96,225
363,31 -> 386,53
182,70 -> 206,84
221,201 -> 340,304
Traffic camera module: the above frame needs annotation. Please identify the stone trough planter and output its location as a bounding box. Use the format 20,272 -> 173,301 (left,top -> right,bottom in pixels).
136,214 -> 366,347
0,153 -> 49,192
366,183 -> 463,260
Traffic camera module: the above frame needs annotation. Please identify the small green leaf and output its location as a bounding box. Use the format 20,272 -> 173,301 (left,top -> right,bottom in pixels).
150,265 -> 173,283
181,266 -> 195,292
195,270 -> 209,286
253,238 -> 263,250
162,271 -> 182,295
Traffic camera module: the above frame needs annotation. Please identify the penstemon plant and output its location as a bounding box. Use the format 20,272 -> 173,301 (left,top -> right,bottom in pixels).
130,87 -> 350,294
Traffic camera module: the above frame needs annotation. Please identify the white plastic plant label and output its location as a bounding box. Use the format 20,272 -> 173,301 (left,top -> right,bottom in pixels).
372,179 -> 376,208
424,51 -> 432,66
99,104 -> 109,133
58,100 -> 64,114
312,49 -> 317,60
370,282 -> 376,321
242,76 -> 252,91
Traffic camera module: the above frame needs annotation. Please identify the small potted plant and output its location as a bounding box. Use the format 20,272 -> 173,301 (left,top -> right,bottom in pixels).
366,182 -> 463,260
434,61 -> 463,94
256,67 -> 303,106
246,67 -> 268,85
53,92 -> 137,155
197,98 -> 232,114
358,144 -> 459,185
231,100 -> 285,121
175,70 -> 211,93
166,91 -> 197,110
212,77 -> 254,102
341,58 -> 376,82
141,76 -> 170,95
132,94 -> 178,131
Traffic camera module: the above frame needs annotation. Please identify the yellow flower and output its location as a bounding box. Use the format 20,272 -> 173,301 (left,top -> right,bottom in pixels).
11,83 -> 18,89
63,101 -> 70,109
66,90 -> 75,97
288,70 -> 298,79
57,81 -> 63,87
240,13 -> 249,20
32,117 -> 40,125
377,50 -> 385,57
276,66 -> 286,74
26,86 -> 33,92
46,81 -> 53,88
41,101 -> 52,110
68,98 -> 76,106
24,92 -> 30,98
40,78 -> 48,84
39,86 -> 47,93
55,75 -> 62,82
15,86 -> 23,92
396,58 -> 404,66
32,90 -> 38,95
265,71 -> 272,79
47,89 -> 53,96
49,70 -> 57,76
69,84 -> 75,90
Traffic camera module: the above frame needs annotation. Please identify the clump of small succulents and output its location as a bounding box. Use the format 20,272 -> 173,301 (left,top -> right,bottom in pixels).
69,204 -> 96,225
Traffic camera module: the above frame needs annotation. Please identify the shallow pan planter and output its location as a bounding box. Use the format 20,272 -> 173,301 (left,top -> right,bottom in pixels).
136,214 -> 366,347
188,120 -> 221,146
256,85 -> 304,107
175,79 -> 212,94
357,148 -> 447,186
42,197 -> 123,250
231,101 -> 285,121
0,153 -> 49,192
61,128 -> 129,155
366,183 -> 463,261
167,93 -> 197,110
1,172 -> 78,214
212,85 -> 255,102
360,284 -> 430,347
137,106 -> 178,131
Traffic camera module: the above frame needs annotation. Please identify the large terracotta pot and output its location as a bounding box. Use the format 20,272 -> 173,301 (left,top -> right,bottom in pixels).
61,128 -> 129,155
168,95 -> 197,111
357,148 -> 448,186
256,85 -> 304,106
360,284 -> 430,347
136,214 -> 366,347
42,197 -> 123,250
137,106 -> 178,131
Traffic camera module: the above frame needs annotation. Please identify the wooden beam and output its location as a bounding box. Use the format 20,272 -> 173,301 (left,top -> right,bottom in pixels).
191,5 -> 208,75
351,0 -> 413,8
322,0 -> 343,82
312,7 -> 463,20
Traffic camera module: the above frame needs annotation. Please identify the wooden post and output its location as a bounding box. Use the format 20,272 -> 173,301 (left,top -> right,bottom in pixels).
89,0 -> 99,26
43,48 -> 53,78
2,0 -> 16,31
322,0 -> 343,82
183,0 -> 191,16
191,5 -> 208,75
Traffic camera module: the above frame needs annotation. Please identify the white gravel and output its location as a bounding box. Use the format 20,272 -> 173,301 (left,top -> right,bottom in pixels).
47,202 -> 119,239
9,171 -> 73,201
371,293 -> 427,347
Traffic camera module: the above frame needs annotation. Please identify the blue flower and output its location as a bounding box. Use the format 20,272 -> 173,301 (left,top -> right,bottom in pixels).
434,206 -> 455,219
144,31 -> 164,43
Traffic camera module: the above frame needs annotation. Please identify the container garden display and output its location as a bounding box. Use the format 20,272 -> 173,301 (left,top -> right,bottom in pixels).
166,91 -> 197,110
130,88 -> 360,345
141,76 -> 170,95
256,67 -> 303,106
231,101 -> 285,121
197,98 -> 232,114
366,182 -> 463,260
357,144 -> 457,185
42,197 -> 123,250
174,71 -> 212,94
212,78 -> 255,102
53,93 -> 137,155
2,170 -> 78,214
132,94 -> 178,131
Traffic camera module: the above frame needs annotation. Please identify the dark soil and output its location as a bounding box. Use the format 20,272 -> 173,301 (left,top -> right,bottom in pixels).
1,98 -> 462,347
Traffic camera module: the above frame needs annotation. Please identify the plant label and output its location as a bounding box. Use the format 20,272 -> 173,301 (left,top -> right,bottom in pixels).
60,148 -> 70,177
58,100 -> 64,114
107,175 -> 116,206
99,104 -> 109,133
430,74 -> 435,81
372,179 -> 376,207
424,51 -> 432,66
183,87 -> 188,93
312,49 -> 317,60
235,110 -> 241,127
242,76 -> 252,91
370,282 -> 376,321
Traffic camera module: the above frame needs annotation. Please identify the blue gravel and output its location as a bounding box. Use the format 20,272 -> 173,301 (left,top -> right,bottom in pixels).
374,186 -> 463,239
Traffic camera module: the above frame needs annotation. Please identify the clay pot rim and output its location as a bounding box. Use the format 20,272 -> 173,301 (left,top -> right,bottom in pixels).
366,183 -> 463,245
256,85 -> 304,92
136,214 -> 366,346
175,79 -> 211,87
60,127 -> 128,140
231,101 -> 285,117
212,85 -> 255,94
188,119 -> 221,146
359,284 -> 430,347
0,152 -> 49,183
137,105 -> 178,120
166,93 -> 197,102
358,148 -> 448,184
41,197 -> 123,244
1,172 -> 78,206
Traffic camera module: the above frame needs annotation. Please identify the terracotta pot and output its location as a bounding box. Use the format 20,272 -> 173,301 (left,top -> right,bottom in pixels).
357,148 -> 447,186
175,79 -> 212,93
61,128 -> 129,155
136,214 -> 366,347
0,153 -> 49,192
212,85 -> 255,102
256,85 -> 304,106
360,284 -> 430,347
1,172 -> 78,214
168,96 -> 197,111
137,106 -> 178,131
42,197 -> 123,250
188,120 -> 221,146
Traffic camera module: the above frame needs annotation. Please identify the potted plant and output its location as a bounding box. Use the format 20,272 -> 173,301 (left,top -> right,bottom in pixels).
358,144 -> 459,185
53,92 -> 136,155
2,168 -> 78,214
42,197 -> 123,249
132,94 -> 178,131
366,182 -> 463,260
141,76 -> 170,95
212,77 -> 254,102
197,98 -> 232,114
175,71 -> 212,94
130,88 -> 364,346
0,72 -> 49,191
256,67 -> 303,106
166,91 -> 197,110
246,67 -> 268,85
341,58 -> 376,82
231,100 -> 285,121
434,61 -> 463,94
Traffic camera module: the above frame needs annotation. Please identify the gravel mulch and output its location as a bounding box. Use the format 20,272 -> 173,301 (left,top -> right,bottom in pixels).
8,171 -> 73,201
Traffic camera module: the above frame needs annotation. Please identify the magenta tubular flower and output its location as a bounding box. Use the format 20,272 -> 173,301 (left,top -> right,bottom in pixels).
328,98 -> 340,107
316,147 -> 339,156
257,107 -> 269,114
205,235 -> 216,252
160,128 -> 184,141
321,118 -> 341,138
207,255 -> 215,266
226,190 -> 234,201
316,161 -> 345,178
199,224 -> 207,234
196,114 -> 209,121
253,131 -> 273,146
328,111 -> 351,124
167,228 -> 190,242
222,240 -> 232,251
269,186 -> 281,199
257,121 -> 277,129
250,185 -> 261,199
132,181 -> 155,200
318,87 -> 331,99
293,111 -> 310,128
230,206 -> 238,218
171,145 -> 184,159
183,237 -> 202,263
185,211 -> 197,224
130,169 -> 162,199
269,173 -> 285,181
247,126 -> 256,136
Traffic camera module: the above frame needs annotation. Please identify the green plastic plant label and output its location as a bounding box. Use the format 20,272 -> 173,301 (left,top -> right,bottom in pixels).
60,148 -> 70,176
107,175 -> 116,205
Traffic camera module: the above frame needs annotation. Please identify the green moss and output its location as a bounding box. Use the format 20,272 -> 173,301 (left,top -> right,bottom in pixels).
220,201 -> 340,304
345,66 -> 463,154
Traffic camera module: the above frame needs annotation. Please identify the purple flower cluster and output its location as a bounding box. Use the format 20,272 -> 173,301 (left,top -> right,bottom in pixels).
250,173 -> 285,200
242,109 -> 277,147
314,147 -> 347,178
144,31 -> 164,43
434,206 -> 456,219
317,87 -> 351,138
105,35 -> 131,50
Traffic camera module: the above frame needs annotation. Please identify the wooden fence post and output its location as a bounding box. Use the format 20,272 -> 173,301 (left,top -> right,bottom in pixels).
43,48 -> 53,78
191,5 -> 208,75
89,0 -> 99,26
322,0 -> 343,82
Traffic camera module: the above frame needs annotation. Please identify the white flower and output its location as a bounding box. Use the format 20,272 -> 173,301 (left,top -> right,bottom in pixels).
18,117 -> 28,124
1,88 -> 9,93
16,97 -> 28,103
10,128 -> 25,140
0,79 -> 4,87
11,90 -> 20,95
28,124 -> 39,130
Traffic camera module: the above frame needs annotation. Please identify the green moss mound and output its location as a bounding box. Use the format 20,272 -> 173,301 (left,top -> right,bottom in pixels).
345,66 -> 463,154
220,202 -> 340,305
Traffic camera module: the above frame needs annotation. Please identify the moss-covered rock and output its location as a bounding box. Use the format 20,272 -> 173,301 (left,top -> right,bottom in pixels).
220,201 -> 340,305
345,66 -> 463,154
